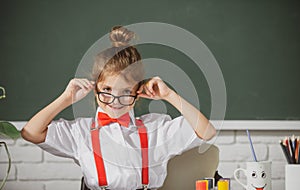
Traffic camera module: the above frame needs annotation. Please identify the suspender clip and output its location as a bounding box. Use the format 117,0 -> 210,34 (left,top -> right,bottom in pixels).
142,184 -> 148,190
90,127 -> 98,131
100,185 -> 108,190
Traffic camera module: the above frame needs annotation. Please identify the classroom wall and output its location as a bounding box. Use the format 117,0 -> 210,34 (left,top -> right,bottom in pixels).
1,122 -> 299,190
1,0 -> 300,121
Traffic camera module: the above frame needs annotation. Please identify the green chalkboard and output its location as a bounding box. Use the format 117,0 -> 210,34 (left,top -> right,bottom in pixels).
1,0 -> 299,121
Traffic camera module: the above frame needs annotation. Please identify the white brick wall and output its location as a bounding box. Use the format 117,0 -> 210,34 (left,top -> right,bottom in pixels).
0,122 -> 299,190
0,137 -> 82,190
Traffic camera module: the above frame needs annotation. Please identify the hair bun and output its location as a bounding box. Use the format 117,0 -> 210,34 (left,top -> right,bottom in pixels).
109,26 -> 135,47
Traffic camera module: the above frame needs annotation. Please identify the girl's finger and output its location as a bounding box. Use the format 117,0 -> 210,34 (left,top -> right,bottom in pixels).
84,79 -> 95,87
73,79 -> 87,90
138,88 -> 155,99
81,79 -> 92,88
76,79 -> 94,90
146,80 -> 154,93
137,84 -> 144,94
146,80 -> 157,96
143,85 -> 154,97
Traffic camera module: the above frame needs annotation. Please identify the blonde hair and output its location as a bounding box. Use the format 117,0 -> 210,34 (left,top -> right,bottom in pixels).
92,26 -> 144,91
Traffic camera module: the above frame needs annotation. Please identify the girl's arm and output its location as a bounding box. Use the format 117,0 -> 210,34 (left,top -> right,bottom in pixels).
137,76 -> 216,141
21,79 -> 94,144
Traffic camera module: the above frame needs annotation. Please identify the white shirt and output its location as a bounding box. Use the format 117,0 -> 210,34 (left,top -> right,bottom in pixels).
38,107 -> 204,190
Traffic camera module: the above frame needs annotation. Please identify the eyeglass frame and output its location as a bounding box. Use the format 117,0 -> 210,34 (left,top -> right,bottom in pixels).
96,91 -> 138,106
95,79 -> 150,106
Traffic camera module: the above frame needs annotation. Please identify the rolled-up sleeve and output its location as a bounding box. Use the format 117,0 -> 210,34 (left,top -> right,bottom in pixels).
143,114 -> 204,162
37,118 -> 79,160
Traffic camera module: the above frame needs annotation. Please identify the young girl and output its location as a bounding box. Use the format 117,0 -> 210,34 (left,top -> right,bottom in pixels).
21,26 -> 216,190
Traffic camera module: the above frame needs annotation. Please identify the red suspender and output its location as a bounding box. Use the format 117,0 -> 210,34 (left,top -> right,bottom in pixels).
136,119 -> 149,186
91,119 -> 149,188
91,122 -> 108,188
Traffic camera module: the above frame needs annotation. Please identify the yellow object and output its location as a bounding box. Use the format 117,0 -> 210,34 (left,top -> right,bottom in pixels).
218,179 -> 229,190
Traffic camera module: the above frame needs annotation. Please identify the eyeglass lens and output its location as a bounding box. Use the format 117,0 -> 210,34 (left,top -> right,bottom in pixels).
99,93 -> 136,105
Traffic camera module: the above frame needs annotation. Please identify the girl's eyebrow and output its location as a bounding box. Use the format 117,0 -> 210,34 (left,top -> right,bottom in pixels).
96,84 -> 111,92
100,84 -> 111,88
100,82 -> 118,88
99,84 -> 133,91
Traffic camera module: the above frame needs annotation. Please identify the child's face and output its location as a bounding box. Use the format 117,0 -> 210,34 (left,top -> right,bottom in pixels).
95,74 -> 139,118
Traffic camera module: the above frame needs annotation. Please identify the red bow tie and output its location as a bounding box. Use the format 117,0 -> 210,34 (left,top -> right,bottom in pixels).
97,112 -> 130,127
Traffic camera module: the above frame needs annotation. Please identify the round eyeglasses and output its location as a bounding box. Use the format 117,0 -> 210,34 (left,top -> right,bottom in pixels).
97,92 -> 138,106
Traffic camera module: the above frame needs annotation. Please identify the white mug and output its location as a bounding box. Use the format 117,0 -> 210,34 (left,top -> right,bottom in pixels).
234,161 -> 272,190
285,164 -> 300,190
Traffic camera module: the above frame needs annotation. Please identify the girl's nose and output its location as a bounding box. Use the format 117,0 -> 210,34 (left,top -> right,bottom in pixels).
111,98 -> 119,104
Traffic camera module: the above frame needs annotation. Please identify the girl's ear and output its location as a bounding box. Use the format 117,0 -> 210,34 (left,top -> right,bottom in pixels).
93,85 -> 100,105
94,82 -> 101,95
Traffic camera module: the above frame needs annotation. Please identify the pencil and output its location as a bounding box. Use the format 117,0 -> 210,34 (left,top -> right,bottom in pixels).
285,137 -> 294,164
246,129 -> 257,162
290,136 -> 296,164
296,137 -> 300,164
280,140 -> 293,164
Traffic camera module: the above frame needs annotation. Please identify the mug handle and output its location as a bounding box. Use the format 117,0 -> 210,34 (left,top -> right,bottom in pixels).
234,168 -> 247,189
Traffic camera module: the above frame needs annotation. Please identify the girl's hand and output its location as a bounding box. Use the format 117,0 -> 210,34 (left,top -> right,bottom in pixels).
62,78 -> 95,104
137,76 -> 173,100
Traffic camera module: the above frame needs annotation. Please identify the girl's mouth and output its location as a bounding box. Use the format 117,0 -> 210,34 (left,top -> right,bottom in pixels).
108,105 -> 124,110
